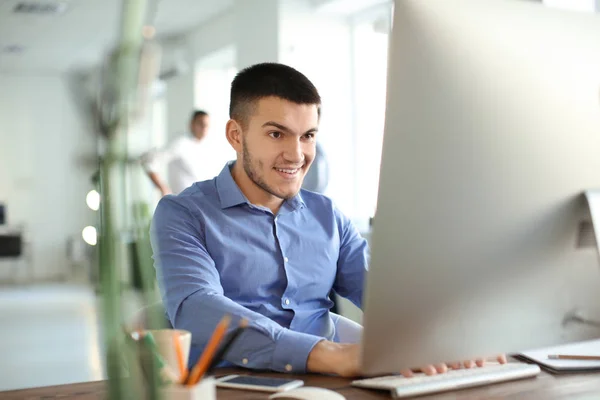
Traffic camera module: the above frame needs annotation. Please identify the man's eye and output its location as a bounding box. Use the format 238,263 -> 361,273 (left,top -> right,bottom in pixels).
303,133 -> 315,140
269,131 -> 282,139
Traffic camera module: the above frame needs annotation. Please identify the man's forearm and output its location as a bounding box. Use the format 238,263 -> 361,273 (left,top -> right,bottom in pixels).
306,340 -> 361,377
306,340 -> 340,374
147,171 -> 170,195
174,290 -> 322,373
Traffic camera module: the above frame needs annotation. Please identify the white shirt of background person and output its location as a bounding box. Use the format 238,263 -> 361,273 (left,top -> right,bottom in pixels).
141,111 -> 211,196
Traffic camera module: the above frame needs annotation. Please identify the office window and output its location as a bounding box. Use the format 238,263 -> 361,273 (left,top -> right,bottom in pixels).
352,11 -> 390,221
150,92 -> 167,149
194,47 -> 237,179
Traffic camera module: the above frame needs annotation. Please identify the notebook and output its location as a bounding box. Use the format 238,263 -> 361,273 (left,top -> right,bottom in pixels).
517,339 -> 600,374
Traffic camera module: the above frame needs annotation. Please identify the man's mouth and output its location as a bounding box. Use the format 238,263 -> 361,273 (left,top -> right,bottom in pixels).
274,166 -> 302,176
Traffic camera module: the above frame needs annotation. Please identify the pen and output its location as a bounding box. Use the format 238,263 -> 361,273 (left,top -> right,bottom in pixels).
547,354 -> 600,361
186,314 -> 232,386
205,318 -> 249,376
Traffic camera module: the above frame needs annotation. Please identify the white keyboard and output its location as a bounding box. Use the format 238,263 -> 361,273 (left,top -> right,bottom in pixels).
352,363 -> 541,398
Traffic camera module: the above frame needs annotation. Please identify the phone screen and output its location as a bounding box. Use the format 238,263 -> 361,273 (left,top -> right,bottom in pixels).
222,375 -> 298,387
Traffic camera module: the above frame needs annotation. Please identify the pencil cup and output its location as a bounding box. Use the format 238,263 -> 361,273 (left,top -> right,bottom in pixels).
160,377 -> 216,400
142,329 -> 191,383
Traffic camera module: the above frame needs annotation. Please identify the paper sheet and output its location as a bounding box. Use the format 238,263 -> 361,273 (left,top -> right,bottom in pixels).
519,339 -> 600,373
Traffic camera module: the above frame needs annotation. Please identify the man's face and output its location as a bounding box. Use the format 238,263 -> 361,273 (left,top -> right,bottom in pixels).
239,96 -> 319,200
191,115 -> 210,140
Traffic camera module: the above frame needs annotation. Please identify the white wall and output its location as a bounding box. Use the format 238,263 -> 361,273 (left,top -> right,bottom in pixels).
186,1 -> 280,70
165,72 -> 195,141
0,74 -> 97,281
187,12 -> 235,65
234,0 -> 280,69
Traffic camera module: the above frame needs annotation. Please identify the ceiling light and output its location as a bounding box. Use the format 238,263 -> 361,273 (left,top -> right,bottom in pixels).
86,190 -> 100,211
82,226 -> 97,246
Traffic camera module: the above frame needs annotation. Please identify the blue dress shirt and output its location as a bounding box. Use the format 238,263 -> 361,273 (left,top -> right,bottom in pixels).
150,161 -> 369,373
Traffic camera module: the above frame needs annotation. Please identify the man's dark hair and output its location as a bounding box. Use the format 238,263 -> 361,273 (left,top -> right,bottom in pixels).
229,63 -> 321,128
191,110 -> 209,122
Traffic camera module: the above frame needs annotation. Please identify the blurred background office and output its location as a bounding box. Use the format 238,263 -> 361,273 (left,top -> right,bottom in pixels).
0,0 -> 592,393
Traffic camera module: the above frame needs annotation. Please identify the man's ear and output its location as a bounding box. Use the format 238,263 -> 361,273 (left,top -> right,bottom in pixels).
226,119 -> 243,153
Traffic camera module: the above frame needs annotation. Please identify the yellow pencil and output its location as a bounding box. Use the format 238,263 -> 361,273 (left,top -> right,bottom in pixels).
187,315 -> 231,386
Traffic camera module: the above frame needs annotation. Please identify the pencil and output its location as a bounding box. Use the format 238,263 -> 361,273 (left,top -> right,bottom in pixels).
547,354 -> 600,361
205,318 -> 249,376
173,331 -> 188,384
186,315 -> 232,386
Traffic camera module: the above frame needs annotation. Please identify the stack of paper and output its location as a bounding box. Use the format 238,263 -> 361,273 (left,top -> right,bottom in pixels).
518,339 -> 600,374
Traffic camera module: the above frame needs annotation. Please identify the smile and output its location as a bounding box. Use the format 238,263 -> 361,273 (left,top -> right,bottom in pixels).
274,167 -> 301,177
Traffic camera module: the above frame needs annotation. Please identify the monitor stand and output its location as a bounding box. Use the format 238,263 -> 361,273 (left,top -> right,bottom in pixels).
562,190 -> 600,328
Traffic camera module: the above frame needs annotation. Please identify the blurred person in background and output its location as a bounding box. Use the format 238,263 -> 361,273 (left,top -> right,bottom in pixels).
301,141 -> 328,194
141,110 -> 211,196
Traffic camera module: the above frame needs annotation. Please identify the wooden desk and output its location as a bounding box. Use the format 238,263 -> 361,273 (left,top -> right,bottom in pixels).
1,368 -> 599,400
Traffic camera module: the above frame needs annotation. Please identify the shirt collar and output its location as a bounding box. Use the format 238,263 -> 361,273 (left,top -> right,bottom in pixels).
216,161 -> 249,209
286,191 -> 306,211
216,161 -> 306,211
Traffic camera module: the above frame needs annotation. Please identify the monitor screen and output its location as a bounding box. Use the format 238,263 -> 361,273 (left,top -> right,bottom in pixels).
361,0 -> 600,376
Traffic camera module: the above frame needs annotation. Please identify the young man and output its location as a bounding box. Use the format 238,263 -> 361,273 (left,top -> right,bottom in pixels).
150,63 -> 502,378
141,110 -> 211,196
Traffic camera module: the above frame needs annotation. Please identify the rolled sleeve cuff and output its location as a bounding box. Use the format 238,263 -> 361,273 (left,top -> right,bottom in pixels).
272,329 -> 323,373
142,159 -> 159,173
140,152 -> 159,173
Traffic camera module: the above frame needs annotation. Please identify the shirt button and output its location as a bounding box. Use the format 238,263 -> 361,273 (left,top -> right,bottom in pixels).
284,257 -> 289,263
285,299 -> 290,305
242,358 -> 249,365
285,364 -> 293,372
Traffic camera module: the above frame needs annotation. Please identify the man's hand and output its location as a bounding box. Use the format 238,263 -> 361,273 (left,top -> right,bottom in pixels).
400,354 -> 508,377
160,185 -> 172,197
307,340 -> 507,378
307,341 -> 361,377
147,171 -> 172,196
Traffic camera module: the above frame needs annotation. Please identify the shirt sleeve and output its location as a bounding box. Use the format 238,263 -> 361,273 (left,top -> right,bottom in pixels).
150,197 -> 323,373
332,209 -> 370,310
140,138 -> 181,173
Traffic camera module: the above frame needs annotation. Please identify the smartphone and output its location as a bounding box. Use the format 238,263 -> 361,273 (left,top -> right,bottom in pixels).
215,374 -> 304,392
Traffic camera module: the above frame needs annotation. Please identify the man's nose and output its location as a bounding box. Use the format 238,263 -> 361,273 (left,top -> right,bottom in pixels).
283,139 -> 304,163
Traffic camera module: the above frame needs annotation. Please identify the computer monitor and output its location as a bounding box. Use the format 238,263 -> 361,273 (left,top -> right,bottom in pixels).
361,0 -> 600,376
0,204 -> 4,225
